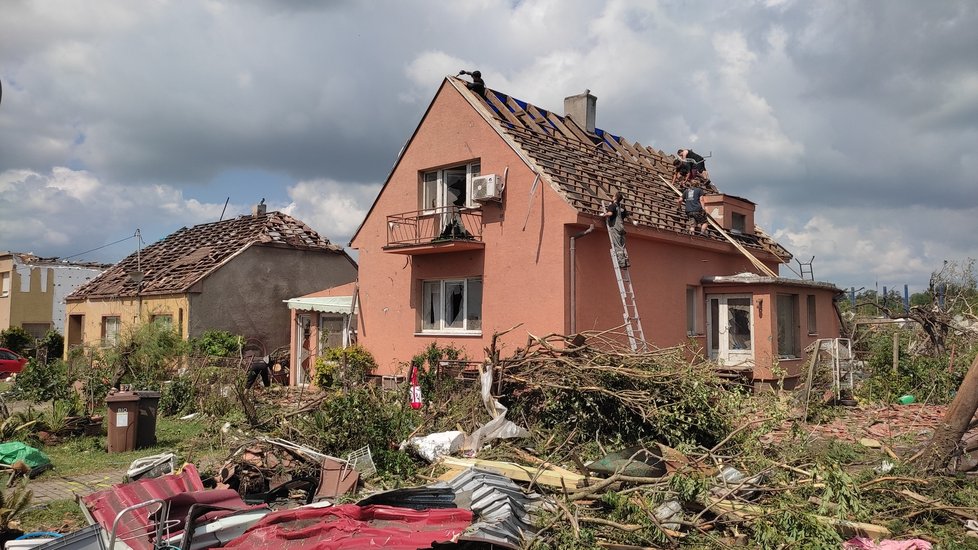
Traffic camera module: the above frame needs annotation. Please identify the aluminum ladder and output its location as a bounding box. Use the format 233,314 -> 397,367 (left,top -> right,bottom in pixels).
606,220 -> 647,352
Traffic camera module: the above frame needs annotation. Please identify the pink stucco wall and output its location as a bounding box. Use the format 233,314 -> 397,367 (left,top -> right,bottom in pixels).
351,80 -> 839,377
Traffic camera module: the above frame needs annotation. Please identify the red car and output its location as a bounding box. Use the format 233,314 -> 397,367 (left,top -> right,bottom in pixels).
0,348 -> 28,374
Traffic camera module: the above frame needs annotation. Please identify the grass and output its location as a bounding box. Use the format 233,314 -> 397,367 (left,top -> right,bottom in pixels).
38,415 -> 224,477
18,499 -> 86,534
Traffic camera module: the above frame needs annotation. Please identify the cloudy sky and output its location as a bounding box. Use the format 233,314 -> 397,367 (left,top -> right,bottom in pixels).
1,0 -> 975,292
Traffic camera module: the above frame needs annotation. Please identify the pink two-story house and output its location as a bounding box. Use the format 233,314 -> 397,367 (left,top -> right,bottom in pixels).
339,77 -> 841,388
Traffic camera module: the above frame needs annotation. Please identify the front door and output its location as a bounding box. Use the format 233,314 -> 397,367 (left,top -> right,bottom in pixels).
295,314 -> 313,385
707,295 -> 754,366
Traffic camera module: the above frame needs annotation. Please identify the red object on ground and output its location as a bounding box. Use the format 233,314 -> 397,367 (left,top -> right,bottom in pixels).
0,347 -> 27,374
409,364 -> 423,409
82,464 -> 257,550
224,504 -> 473,549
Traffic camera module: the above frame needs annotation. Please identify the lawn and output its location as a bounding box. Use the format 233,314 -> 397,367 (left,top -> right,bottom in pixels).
38,415 -> 225,478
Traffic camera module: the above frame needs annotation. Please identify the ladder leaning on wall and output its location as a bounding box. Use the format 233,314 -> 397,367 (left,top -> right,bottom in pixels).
605,218 -> 647,352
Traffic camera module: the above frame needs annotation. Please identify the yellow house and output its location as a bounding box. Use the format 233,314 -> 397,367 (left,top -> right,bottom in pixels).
64,206 -> 358,355
0,252 -> 108,339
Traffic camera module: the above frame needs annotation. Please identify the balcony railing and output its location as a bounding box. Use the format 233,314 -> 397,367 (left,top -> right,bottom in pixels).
385,206 -> 483,252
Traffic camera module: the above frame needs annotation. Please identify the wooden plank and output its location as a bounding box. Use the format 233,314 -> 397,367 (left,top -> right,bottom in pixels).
657,175 -> 778,277
439,456 -> 586,488
485,92 -> 522,127
507,97 -> 549,135
542,111 -> 580,141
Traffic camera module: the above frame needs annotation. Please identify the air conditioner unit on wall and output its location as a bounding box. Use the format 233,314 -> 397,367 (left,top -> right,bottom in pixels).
471,174 -> 504,202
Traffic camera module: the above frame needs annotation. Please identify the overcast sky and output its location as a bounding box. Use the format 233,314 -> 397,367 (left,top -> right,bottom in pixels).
1,0 -> 975,293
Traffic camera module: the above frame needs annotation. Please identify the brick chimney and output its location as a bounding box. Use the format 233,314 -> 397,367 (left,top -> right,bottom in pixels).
564,89 -> 597,133
252,199 -> 267,217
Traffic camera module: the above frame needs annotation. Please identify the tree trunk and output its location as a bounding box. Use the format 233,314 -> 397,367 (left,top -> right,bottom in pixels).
919,354 -> 978,472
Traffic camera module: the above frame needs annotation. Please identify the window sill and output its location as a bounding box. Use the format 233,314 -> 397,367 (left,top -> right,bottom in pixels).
808,333 -> 818,337
415,331 -> 483,337
778,356 -> 803,361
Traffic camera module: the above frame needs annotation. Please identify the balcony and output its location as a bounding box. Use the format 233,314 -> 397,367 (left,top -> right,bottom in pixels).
384,207 -> 484,255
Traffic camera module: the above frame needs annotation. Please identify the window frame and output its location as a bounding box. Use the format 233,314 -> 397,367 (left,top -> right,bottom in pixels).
102,316 -> 121,347
807,294 -> 817,336
0,271 -> 10,297
418,277 -> 483,335
420,162 -> 481,211
776,294 -> 801,359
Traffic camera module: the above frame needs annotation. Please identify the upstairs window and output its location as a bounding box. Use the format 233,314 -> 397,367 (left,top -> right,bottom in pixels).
732,212 -> 746,233
421,278 -> 482,333
421,162 -> 481,211
1,272 -> 9,297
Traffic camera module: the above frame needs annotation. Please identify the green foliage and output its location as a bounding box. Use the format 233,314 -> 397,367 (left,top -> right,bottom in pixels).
748,506 -> 842,548
297,387 -> 417,478
11,359 -> 70,402
409,343 -> 464,403
0,481 -> 32,532
190,330 -> 243,358
816,463 -> 863,518
313,345 -> 377,389
38,330 -> 64,360
160,376 -> 198,416
0,327 -> 32,355
103,322 -> 188,389
857,329 -> 963,404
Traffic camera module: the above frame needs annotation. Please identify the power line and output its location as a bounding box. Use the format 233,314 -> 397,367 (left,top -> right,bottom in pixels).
62,232 -> 139,260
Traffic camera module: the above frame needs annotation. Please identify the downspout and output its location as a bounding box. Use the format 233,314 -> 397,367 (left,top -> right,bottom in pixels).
569,224 -> 595,334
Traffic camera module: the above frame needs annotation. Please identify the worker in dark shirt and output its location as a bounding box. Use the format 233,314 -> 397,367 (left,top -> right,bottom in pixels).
672,148 -> 710,185
458,69 -> 486,98
601,191 -> 631,268
678,180 -> 710,235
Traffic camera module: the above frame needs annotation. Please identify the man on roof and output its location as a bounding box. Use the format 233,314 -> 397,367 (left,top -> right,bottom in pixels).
672,148 -> 710,187
457,69 -> 486,98
678,179 -> 710,236
601,191 -> 631,268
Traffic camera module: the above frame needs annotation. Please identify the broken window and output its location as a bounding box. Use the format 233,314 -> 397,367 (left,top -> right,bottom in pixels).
151,314 -> 173,329
421,278 -> 482,333
732,212 -> 746,233
420,162 -> 481,211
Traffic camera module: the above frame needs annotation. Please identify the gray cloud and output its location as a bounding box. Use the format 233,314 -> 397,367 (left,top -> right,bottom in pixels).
1,0 -> 975,291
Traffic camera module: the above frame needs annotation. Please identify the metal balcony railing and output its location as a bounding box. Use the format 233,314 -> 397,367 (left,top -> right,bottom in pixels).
386,206 -> 483,248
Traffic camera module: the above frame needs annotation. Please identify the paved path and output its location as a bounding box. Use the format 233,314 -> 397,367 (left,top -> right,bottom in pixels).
26,470 -> 128,504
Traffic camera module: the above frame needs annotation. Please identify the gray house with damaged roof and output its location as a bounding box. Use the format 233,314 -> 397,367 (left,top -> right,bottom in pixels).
65,205 -> 357,355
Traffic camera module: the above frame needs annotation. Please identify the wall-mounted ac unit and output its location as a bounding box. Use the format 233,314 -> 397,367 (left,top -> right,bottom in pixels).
471,174 -> 503,202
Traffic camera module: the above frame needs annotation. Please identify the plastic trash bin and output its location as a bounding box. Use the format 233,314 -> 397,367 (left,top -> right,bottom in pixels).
133,391 -> 160,449
106,392 -> 139,453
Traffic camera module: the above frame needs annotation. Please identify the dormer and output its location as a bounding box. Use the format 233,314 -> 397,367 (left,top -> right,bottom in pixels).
701,194 -> 756,236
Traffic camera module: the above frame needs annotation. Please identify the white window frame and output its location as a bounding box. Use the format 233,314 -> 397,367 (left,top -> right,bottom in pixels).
420,162 -> 481,212
419,277 -> 483,335
103,316 -> 121,346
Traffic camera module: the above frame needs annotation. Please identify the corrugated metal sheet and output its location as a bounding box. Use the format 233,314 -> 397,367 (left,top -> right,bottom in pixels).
81,464 -> 255,550
221,504 -> 473,550
444,467 -> 542,549
283,296 -> 355,314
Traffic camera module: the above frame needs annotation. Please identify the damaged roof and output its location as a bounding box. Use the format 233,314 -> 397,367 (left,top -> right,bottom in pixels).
445,77 -> 792,261
69,211 -> 344,300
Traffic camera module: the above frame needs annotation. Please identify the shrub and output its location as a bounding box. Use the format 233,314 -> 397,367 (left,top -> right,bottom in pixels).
38,330 -> 64,360
0,327 -> 33,355
160,376 -> 198,416
408,343 -> 464,405
190,331 -> 243,358
857,330 -> 964,404
11,359 -> 70,402
313,345 -> 377,389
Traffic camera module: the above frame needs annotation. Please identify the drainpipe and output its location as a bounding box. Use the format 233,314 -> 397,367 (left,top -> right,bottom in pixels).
569,224 -> 595,334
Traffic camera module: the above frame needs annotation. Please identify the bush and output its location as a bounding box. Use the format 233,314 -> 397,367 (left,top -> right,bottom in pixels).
11,359 -> 70,402
38,330 -> 64,359
299,387 -> 418,478
160,376 -> 198,416
857,330 -> 964,404
0,327 -> 33,355
408,343 -> 464,405
313,345 -> 377,389
190,331 -> 243,358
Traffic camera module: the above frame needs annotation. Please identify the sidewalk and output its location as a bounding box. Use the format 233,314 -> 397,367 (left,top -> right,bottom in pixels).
26,470 -> 128,504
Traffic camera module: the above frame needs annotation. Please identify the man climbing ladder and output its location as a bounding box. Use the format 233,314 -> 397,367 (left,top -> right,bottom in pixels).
601,192 -> 647,352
